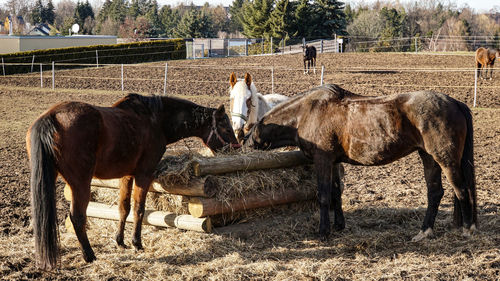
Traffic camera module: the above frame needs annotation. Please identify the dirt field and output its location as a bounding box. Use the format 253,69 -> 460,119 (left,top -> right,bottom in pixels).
0,52 -> 499,280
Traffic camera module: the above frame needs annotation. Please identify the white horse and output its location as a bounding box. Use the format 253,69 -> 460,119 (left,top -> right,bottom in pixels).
229,72 -> 289,142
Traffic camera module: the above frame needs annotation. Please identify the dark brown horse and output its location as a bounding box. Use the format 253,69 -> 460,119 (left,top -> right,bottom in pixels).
303,45 -> 316,74
245,84 -> 477,241
26,93 -> 240,270
475,47 -> 500,80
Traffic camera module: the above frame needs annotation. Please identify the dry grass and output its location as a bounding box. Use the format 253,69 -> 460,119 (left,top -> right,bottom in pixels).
1,52 -> 499,280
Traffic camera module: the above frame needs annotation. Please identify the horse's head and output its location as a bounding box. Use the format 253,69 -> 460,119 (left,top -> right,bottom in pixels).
243,119 -> 297,150
229,72 -> 257,142
204,104 -> 241,152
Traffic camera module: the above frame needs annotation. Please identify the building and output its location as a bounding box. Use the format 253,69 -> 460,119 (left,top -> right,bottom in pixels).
0,35 -> 118,54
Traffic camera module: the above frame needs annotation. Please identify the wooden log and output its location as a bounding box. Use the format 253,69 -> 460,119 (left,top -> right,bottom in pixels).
63,186 -> 210,232
91,177 -> 216,197
188,188 -> 316,218
64,201 -> 211,233
192,150 -> 311,177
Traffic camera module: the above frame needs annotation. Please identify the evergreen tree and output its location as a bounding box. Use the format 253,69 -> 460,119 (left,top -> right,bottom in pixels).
228,0 -> 245,33
30,0 -> 43,24
128,0 -> 141,19
174,5 -> 216,38
291,0 -> 312,38
74,1 -> 94,34
240,0 -> 273,38
42,0 -> 55,25
159,5 -> 180,37
313,0 -> 347,37
145,0 -> 161,37
269,0 -> 290,39
377,7 -> 408,51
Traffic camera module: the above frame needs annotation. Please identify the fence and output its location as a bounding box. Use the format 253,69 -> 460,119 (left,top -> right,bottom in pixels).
185,37 -> 342,59
1,58 -> 499,109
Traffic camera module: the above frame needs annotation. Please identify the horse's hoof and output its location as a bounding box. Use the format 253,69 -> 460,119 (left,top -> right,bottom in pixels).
463,224 -> 477,237
411,228 -> 433,242
83,251 -> 97,263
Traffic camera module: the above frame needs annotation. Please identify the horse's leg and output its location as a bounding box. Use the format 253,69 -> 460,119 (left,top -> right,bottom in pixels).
330,163 -> 344,210
304,59 -> 307,74
131,176 -> 153,250
313,57 -> 316,74
441,164 -> 475,236
67,180 -> 96,262
412,150 -> 443,242
115,176 -> 133,248
314,154 -> 344,239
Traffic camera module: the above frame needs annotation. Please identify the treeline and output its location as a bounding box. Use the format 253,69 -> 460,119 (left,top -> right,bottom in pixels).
1,0 -> 499,51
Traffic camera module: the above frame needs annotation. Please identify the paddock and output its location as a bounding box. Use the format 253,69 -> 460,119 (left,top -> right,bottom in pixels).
0,51 -> 499,279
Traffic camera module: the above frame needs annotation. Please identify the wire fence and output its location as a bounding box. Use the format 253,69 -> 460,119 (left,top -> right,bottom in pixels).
1,59 -> 499,109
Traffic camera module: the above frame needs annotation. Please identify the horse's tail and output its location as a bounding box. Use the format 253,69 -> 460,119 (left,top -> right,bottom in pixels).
457,101 -> 477,227
28,114 -> 59,270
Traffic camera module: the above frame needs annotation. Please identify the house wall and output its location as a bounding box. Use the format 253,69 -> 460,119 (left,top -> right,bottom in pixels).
0,35 -> 117,54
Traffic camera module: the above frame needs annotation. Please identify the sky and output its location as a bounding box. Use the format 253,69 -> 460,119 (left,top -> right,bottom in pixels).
0,0 -> 497,13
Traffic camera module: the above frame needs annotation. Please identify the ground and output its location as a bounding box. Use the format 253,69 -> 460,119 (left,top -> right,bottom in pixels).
0,52 -> 499,280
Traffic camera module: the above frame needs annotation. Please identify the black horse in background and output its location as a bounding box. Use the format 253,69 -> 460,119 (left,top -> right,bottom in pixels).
303,45 -> 316,74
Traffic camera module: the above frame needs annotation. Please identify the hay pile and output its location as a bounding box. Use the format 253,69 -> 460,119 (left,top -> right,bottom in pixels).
93,149 -> 318,219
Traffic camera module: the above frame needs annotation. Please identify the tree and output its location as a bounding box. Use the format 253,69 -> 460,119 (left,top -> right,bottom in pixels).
174,5 -> 216,38
144,0 -> 161,37
54,0 -> 76,35
119,16 -> 150,39
269,0 -> 290,40
30,0 -> 43,24
313,0 -> 347,37
228,0 -> 245,33
159,5 -> 180,37
42,0 -> 55,25
377,7 -> 409,51
211,5 -> 230,35
346,10 -> 383,51
240,0 -> 273,38
74,1 -> 94,34
291,0 -> 312,38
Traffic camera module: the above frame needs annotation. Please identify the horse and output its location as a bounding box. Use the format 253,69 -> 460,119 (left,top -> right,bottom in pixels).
26,93 -> 240,270
229,72 -> 289,142
475,47 -> 500,80
244,84 -> 477,242
303,45 -> 317,74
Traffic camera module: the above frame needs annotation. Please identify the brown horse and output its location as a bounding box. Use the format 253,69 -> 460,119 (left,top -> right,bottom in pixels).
475,47 -> 500,80
26,93 -> 240,270
244,84 -> 477,241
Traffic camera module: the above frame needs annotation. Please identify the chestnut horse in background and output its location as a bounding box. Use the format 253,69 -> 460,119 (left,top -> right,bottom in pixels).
475,47 -> 500,80
245,84 -> 477,242
26,93 -> 239,270
303,45 -> 317,74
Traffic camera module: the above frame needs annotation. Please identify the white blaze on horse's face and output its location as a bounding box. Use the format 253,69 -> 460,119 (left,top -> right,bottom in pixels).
229,80 -> 254,132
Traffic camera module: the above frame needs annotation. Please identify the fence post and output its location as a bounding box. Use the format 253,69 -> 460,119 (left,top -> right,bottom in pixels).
40,63 -> 43,88
270,37 -> 273,54
227,39 -> 230,57
1,57 -> 5,76
31,55 -> 35,72
121,64 -> 124,91
245,39 -> 248,56
473,68 -> 477,107
163,62 -> 168,95
415,37 -> 418,53
302,37 -> 305,48
261,38 -> 264,55
320,40 -> 324,53
96,50 -> 99,68
271,67 -> 274,94
334,34 -> 337,52
320,65 -> 324,86
52,61 -> 55,90
208,39 -> 212,57
282,39 -> 285,54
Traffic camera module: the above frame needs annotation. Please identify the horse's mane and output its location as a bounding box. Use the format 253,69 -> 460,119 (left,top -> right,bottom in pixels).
114,93 -> 164,115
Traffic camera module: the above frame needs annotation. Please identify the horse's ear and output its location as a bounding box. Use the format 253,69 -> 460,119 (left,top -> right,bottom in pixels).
244,73 -> 252,89
215,104 -> 225,119
230,72 -> 237,88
